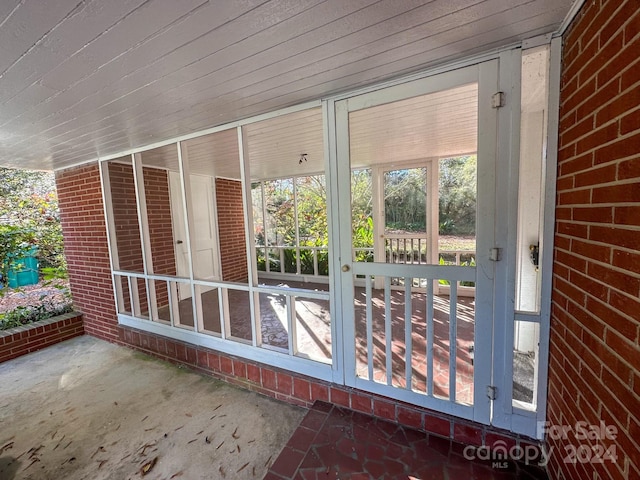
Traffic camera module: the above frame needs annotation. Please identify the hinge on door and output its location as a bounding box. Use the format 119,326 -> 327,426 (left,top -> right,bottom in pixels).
489,247 -> 501,261
487,385 -> 498,400
491,92 -> 505,108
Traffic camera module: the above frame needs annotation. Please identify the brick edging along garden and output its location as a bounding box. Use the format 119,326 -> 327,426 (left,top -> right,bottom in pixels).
0,312 -> 84,363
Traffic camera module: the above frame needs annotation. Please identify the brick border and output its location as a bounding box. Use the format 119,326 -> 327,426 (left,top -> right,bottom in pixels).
117,324 -> 543,454
0,312 -> 84,363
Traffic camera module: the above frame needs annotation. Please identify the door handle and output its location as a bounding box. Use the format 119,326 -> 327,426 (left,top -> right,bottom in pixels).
341,264 -> 350,272
176,240 -> 183,245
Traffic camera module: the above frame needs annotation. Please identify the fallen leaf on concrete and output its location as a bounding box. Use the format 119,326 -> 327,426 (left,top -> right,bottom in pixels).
170,472 -> 183,479
98,460 -> 107,469
140,457 -> 157,476
141,416 -> 148,423
237,445 -> 241,453
216,441 -> 224,450
232,427 -> 239,439
264,455 -> 272,467
252,466 -> 256,476
187,439 -> 197,444
205,436 -> 211,444
196,430 -> 203,435
91,446 -> 105,459
185,413 -> 192,417
138,442 -> 157,456
0,441 -> 14,454
214,404 -> 222,411
237,462 -> 249,473
218,465 -> 226,478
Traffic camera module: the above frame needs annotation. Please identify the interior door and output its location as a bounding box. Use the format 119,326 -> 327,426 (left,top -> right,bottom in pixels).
169,172 -> 191,299
335,61 -> 498,424
170,172 -> 220,299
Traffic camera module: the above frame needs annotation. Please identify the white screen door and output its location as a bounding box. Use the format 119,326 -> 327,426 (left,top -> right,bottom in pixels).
334,60 -> 499,424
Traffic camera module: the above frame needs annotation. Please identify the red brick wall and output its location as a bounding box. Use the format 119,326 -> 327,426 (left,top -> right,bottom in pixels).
106,163 -> 176,311
548,1 -> 640,478
56,163 -> 119,341
0,313 -> 84,363
107,163 -> 147,313
143,167 -> 176,308
215,178 -> 249,282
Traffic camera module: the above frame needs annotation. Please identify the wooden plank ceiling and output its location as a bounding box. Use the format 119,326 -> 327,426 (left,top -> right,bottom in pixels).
0,0 -> 574,171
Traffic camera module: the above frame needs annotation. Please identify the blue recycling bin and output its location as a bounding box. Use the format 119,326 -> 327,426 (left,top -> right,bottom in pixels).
7,247 -> 39,288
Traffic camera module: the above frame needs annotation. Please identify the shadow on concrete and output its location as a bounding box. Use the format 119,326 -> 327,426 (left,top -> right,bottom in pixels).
0,456 -> 21,479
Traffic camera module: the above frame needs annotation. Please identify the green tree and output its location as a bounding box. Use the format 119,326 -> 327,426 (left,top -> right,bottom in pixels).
438,156 -> 476,235
0,167 -> 66,276
384,167 -> 427,232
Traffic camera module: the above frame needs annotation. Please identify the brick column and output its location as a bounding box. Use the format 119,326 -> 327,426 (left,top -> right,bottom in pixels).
548,1 -> 640,478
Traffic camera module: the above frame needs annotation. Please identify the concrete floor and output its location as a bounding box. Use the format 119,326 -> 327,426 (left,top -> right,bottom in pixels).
0,336 -> 305,480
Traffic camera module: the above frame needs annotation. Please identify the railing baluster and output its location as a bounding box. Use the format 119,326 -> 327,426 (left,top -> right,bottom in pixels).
280,248 -> 285,273
404,278 -> 412,391
218,287 -> 226,339
385,276 -> 392,386
426,279 -> 434,396
366,275 -> 373,381
168,281 -> 178,327
286,296 -> 297,356
313,248 -> 318,277
449,282 -> 458,403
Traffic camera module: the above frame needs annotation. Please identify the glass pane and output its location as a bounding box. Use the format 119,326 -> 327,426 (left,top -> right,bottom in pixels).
516,45 -> 550,313
115,275 -> 132,315
182,129 -> 245,283
107,158 -> 144,273
349,84 -> 478,269
156,281 -> 173,323
243,107 -> 331,362
199,286 -> 222,335
351,169 -> 374,263
438,155 -> 477,266
259,292 -> 289,350
295,295 -> 331,363
513,320 -> 540,407
384,167 -> 427,233
227,289 -> 252,343
139,145 -> 180,279
135,277 -> 150,320
264,178 -> 295,248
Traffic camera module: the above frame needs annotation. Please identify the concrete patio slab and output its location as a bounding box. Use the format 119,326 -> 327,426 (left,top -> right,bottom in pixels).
0,336 -> 305,480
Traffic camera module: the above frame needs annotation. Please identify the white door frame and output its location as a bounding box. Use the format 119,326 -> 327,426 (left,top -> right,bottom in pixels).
331,60 -> 499,425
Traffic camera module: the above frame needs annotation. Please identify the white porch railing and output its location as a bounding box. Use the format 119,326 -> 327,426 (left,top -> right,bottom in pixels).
255,245 -> 329,277
384,233 -> 429,264
255,240 -> 476,287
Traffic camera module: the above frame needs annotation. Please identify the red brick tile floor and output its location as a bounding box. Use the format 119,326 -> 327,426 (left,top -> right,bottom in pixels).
264,401 -> 548,480
159,279 -> 477,403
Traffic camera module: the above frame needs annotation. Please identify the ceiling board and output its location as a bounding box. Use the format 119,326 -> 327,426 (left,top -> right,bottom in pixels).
0,0 -> 574,171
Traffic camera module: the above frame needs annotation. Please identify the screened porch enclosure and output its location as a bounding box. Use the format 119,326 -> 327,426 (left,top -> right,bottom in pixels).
100,47 -> 550,435
103,103 -> 479,384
